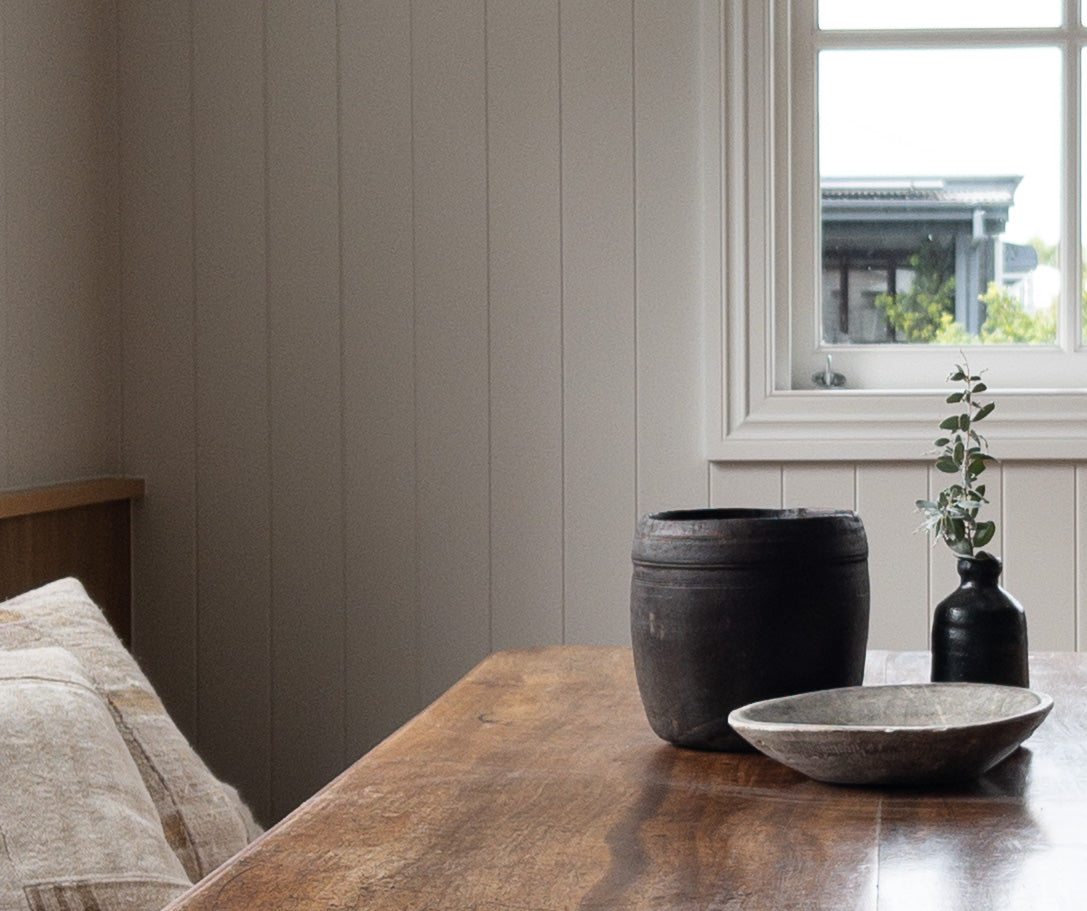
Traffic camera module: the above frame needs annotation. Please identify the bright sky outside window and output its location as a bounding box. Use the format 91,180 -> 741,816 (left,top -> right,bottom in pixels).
818,1 -> 1061,30
818,46 -> 1060,348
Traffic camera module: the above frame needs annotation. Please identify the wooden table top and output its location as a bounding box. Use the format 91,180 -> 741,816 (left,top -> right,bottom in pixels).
168,647 -> 1087,910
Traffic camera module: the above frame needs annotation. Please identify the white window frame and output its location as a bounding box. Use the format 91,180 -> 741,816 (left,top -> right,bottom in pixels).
708,0 -> 1087,461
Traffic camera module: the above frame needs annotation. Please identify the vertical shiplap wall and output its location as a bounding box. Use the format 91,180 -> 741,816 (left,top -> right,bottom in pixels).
487,2 -> 564,651
561,0 -> 637,645
338,0 -> 420,769
119,0 -> 200,746
412,1 -> 493,702
190,0 -> 273,831
116,0 -> 1087,827
118,0 -> 716,823
0,1 -> 121,487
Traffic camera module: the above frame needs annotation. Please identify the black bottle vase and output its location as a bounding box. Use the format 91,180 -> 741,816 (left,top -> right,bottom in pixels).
930,555 -> 1029,687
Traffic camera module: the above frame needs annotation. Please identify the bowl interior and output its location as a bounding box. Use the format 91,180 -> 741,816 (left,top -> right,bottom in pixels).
736,683 -> 1048,729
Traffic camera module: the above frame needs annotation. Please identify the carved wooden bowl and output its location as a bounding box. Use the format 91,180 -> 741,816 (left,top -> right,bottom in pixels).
728,683 -> 1053,786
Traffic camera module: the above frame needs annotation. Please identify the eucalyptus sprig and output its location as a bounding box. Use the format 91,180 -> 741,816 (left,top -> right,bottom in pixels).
916,358 -> 997,557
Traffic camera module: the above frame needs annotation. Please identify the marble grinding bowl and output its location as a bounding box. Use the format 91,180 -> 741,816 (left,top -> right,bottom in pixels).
728,683 -> 1053,786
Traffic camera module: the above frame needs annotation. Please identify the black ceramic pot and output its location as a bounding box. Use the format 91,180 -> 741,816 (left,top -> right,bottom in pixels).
630,508 -> 870,751
931,555 -> 1029,687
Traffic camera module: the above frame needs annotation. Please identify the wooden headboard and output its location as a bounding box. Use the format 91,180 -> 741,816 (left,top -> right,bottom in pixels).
0,478 -> 144,645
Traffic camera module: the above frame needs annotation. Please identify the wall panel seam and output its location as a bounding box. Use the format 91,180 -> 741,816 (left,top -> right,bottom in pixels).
484,0 -> 494,657
557,0 -> 567,645
1069,467 -> 1078,652
186,0 -> 201,742
408,0 -> 424,712
260,0 -> 276,818
335,0 -> 348,770
631,0 -> 639,532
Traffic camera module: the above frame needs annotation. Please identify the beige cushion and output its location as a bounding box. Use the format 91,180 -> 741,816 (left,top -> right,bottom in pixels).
0,646 -> 192,910
0,579 -> 261,882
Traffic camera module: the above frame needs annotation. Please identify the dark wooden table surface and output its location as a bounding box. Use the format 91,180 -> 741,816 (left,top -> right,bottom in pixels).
166,647 -> 1087,910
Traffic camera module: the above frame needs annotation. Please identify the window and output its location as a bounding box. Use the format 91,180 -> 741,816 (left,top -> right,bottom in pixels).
710,0 -> 1087,459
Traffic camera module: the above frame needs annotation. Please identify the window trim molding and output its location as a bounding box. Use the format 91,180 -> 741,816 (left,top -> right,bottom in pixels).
707,0 -> 1087,462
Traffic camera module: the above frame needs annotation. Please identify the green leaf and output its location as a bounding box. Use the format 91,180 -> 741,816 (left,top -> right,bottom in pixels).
949,369 -> 966,381
935,456 -> 959,473
939,415 -> 961,431
972,382 -> 987,394
949,537 -> 974,556
946,392 -> 964,404
933,437 -> 950,447
974,402 -> 995,421
974,522 -> 996,548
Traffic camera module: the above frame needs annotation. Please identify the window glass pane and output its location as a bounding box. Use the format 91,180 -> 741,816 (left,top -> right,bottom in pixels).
820,47 -> 1060,345
819,0 -> 1061,30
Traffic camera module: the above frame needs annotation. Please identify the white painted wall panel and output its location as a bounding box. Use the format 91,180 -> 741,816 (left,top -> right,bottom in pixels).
338,0 -> 419,765
782,464 -> 855,510
118,0 -> 199,735
634,0 -> 712,516
4,1 -> 120,485
856,463 -> 930,650
487,0 -> 565,651
710,462 -> 781,507
1002,463 -> 1076,651
411,0 -> 492,701
265,1 -> 345,818
0,3 -> 7,483
191,0 -> 273,825
561,1 -> 637,645
1078,466 -> 1087,650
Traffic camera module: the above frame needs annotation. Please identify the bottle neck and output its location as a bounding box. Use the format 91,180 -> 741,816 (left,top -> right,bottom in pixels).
956,555 -> 1002,586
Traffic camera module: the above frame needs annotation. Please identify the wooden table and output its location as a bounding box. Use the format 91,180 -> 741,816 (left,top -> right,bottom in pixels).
168,647 -> 1087,910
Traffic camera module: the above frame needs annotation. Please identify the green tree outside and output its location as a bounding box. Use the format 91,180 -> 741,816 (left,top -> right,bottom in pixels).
874,239 -> 956,343
874,238 -> 1056,345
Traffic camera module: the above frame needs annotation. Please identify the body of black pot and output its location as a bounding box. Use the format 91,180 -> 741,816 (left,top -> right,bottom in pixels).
630,508 -> 870,752
931,555 -> 1029,687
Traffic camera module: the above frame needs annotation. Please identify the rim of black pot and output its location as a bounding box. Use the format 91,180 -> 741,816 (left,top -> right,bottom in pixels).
647,507 -> 856,522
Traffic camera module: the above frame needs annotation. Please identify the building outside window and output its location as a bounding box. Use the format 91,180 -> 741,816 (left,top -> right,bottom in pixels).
821,175 -> 1045,345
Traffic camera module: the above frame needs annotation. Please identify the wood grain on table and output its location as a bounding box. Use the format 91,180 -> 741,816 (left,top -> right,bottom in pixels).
168,647 -> 1087,910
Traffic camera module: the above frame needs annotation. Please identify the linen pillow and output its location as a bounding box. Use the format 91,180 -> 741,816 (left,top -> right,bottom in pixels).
0,646 -> 192,911
0,579 -> 261,882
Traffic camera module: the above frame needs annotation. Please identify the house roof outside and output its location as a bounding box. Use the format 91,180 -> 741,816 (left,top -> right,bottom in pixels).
821,174 -> 1035,277
821,175 -> 1022,226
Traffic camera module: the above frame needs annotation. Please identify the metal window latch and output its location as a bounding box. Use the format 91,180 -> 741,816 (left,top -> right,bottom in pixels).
812,355 -> 846,388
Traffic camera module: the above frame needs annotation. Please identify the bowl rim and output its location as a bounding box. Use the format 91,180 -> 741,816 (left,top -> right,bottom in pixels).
728,682 -> 1054,735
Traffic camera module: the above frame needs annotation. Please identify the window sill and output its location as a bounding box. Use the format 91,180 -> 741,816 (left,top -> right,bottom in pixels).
707,386 -> 1087,461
